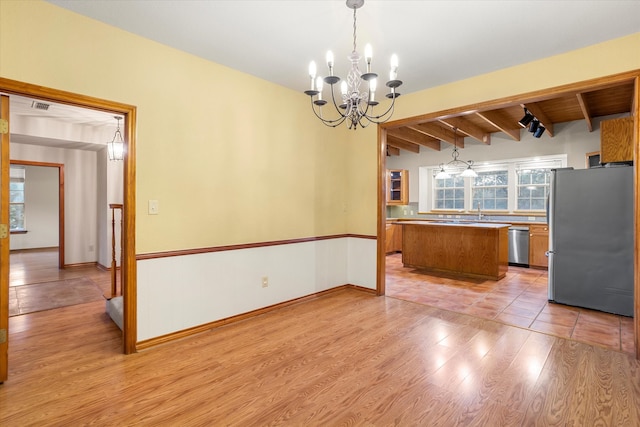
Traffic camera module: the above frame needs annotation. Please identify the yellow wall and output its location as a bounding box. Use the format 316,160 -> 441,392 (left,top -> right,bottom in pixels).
3,2 -> 640,247
346,33 -> 640,235
0,0 -> 350,253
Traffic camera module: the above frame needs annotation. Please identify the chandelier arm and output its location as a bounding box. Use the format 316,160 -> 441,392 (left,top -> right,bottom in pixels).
358,95 -> 397,125
309,97 -> 348,127
328,82 -> 350,120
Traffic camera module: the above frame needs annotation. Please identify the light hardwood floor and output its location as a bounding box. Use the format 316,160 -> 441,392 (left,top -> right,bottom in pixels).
2,287 -> 639,425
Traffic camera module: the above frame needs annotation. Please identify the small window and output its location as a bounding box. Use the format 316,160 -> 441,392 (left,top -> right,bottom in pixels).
434,176 -> 465,210
472,170 -> 508,211
10,166 -> 26,231
517,168 -> 550,211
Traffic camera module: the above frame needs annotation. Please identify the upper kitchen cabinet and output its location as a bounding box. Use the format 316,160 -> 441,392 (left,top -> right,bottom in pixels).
386,169 -> 408,205
600,116 -> 634,163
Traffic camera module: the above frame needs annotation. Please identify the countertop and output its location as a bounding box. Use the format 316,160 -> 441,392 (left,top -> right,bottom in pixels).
387,218 -> 546,227
397,220 -> 511,229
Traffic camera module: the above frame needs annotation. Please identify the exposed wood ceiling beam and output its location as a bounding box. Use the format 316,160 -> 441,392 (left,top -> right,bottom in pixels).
386,145 -> 400,156
521,103 -> 555,137
438,117 -> 491,145
475,110 -> 521,141
412,122 -> 464,147
387,135 -> 420,153
576,93 -> 594,132
388,127 -> 441,151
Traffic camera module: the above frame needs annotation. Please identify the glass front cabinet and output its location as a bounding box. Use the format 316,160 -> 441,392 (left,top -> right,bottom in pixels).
386,169 -> 408,205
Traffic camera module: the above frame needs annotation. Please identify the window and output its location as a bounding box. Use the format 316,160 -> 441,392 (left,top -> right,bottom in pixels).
434,176 -> 465,209
419,155 -> 566,213
517,168 -> 550,211
10,166 -> 25,231
472,170 -> 508,210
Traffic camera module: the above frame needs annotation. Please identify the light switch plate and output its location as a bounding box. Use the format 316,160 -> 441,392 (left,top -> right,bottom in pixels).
148,200 -> 159,215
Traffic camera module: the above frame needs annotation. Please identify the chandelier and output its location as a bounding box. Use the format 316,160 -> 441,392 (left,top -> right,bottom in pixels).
304,0 -> 402,130
107,116 -> 124,161
435,128 -> 478,179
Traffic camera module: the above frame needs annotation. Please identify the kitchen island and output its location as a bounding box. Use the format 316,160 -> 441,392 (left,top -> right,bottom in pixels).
400,221 -> 510,280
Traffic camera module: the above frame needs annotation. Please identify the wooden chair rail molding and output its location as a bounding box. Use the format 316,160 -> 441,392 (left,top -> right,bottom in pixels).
135,233 -> 376,260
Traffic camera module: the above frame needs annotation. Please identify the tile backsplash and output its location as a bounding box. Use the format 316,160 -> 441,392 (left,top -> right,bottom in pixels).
387,202 -> 547,223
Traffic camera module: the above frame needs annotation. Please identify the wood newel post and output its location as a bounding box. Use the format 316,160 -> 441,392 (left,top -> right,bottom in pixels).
109,203 -> 123,298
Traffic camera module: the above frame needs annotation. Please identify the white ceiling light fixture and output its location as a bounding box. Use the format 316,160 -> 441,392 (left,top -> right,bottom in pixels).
435,128 -> 478,179
304,0 -> 402,130
107,116 -> 124,161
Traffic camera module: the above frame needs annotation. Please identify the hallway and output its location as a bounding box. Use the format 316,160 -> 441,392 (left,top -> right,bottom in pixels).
9,248 -> 111,316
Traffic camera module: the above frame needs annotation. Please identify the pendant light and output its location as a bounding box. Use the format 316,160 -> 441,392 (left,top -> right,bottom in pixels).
435,128 -> 477,179
107,116 -> 124,161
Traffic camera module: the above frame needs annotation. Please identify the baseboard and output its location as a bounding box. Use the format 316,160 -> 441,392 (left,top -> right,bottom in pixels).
135,284 -> 376,351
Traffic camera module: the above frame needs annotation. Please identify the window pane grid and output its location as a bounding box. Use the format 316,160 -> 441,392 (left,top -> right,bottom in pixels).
517,168 -> 550,211
472,170 -> 508,210
434,176 -> 465,210
10,167 -> 26,230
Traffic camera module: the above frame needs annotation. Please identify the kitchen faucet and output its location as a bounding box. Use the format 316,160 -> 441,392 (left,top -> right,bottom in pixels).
477,203 -> 483,221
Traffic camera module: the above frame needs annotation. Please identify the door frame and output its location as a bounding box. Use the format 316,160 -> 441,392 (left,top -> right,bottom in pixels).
0,77 -> 137,357
9,160 -> 65,268
376,70 -> 640,359
1,95 -> 9,382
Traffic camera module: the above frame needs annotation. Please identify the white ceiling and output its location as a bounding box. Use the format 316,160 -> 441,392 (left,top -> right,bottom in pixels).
8,1 -> 640,151
46,0 -> 640,96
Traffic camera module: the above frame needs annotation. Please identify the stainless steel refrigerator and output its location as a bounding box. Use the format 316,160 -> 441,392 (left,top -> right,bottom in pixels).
547,165 -> 634,316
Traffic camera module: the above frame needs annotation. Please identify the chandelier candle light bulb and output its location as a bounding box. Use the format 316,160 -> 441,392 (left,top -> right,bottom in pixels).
303,0 -> 403,129
316,77 -> 324,101
308,61 -> 317,90
369,78 -> 377,103
390,54 -> 399,80
364,44 -> 373,73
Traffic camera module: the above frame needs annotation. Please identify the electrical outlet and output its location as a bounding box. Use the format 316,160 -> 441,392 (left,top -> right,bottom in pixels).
528,216 -> 535,221
262,276 -> 269,288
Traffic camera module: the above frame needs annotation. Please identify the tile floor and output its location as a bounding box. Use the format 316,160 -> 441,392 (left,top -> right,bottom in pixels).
385,253 -> 635,355
9,248 -> 113,316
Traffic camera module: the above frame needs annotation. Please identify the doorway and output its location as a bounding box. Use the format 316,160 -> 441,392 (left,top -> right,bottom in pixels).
0,78 -> 138,386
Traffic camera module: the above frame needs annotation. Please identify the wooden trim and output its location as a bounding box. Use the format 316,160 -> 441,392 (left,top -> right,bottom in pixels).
0,77 -> 137,355
10,160 -> 65,268
136,284 -> 374,351
377,125 -> 387,297
123,108 -> 137,355
1,95 -> 10,382
634,76 -> 640,360
63,261 -> 98,269
9,230 -> 27,235
136,234 -> 376,261
381,69 -> 640,130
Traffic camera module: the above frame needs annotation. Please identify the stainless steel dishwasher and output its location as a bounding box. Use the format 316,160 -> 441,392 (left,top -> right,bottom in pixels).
508,226 -> 530,266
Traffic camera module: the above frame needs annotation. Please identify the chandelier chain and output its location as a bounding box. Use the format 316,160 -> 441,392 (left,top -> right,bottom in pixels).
352,7 -> 357,53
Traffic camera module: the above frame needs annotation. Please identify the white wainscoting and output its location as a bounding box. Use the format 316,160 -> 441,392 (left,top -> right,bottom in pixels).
137,236 -> 377,341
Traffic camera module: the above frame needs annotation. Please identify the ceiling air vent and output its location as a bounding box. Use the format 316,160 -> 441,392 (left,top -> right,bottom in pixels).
31,101 -> 50,110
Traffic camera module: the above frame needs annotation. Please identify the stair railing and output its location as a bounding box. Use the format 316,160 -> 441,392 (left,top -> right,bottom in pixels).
109,203 -> 123,298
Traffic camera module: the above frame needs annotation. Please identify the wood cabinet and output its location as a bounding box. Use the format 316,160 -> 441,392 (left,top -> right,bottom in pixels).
386,169 -> 408,205
402,222 -> 509,280
529,224 -> 549,269
600,116 -> 634,163
385,223 -> 403,254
